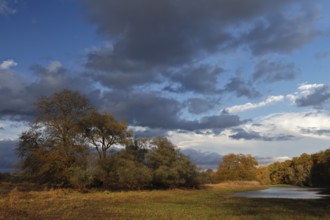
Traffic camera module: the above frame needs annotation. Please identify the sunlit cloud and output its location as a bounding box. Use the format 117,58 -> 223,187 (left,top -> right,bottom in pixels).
224,95 -> 285,113
0,59 -> 17,70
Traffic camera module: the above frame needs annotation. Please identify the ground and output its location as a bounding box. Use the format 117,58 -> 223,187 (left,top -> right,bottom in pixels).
0,181 -> 329,220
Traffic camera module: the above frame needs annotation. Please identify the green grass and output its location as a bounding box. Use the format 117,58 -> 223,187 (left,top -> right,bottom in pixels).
0,182 -> 329,220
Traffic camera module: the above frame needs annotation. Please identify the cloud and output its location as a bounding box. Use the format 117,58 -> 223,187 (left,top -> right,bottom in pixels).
253,59 -> 297,82
258,111 -> 330,139
0,120 -> 27,140
0,59 -> 17,70
0,68 -> 34,120
300,128 -> 330,137
100,91 -> 243,132
130,126 -> 169,138
0,62 -> 94,120
225,95 -> 284,113
186,98 -> 216,114
314,51 -> 329,60
181,148 -> 222,169
256,156 -> 292,166
47,61 -> 63,73
0,0 -> 15,15
229,128 -> 296,141
244,5 -> 322,55
223,110 -> 330,141
224,77 -> 260,98
295,85 -> 330,107
181,148 -> 292,168
83,0 -> 322,92
288,83 -> 330,108
168,64 -> 225,94
0,139 -> 17,170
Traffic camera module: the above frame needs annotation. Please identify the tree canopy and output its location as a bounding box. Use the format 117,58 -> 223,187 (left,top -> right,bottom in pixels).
16,90 -> 200,189
17,90 -> 93,184
214,153 -> 258,182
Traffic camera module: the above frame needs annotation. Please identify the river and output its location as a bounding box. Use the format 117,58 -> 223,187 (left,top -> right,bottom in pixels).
233,186 -> 329,199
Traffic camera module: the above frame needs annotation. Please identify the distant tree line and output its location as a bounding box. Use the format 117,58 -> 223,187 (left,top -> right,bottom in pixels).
15,90 -> 200,190
266,150 -> 330,187
201,150 -> 330,187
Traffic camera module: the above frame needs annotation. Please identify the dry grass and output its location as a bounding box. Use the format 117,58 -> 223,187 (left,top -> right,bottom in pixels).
0,182 -> 329,220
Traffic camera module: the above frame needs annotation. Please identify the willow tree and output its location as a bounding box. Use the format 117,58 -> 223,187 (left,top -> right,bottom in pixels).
81,111 -> 131,160
17,90 -> 94,184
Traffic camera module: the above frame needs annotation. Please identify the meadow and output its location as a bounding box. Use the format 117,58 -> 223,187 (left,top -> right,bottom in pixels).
0,182 -> 329,220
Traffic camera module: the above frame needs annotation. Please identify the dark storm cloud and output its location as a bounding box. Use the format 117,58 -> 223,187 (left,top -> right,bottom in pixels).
1,62 -> 243,134
186,98 -> 216,114
253,59 -> 297,82
133,128 -> 169,138
0,63 -> 93,121
83,0 -> 321,91
296,85 -> 330,107
0,69 -> 35,120
244,6 -> 322,55
99,91 -> 243,132
85,47 -> 163,88
100,91 -> 182,129
229,128 -> 296,141
224,77 -> 260,98
168,65 -> 225,94
0,139 -> 17,170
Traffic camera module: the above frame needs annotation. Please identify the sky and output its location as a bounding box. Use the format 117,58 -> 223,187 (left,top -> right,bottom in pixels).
1,0 -> 330,169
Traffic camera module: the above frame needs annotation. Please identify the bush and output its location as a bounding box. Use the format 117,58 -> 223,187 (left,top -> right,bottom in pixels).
68,167 -> 95,190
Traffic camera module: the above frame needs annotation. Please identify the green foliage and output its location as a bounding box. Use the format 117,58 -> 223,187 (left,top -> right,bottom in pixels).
311,149 -> 330,186
197,169 -> 216,184
256,166 -> 271,185
81,111 -> 131,159
146,137 -> 199,188
17,90 -> 93,185
95,152 -> 153,190
214,154 -> 258,182
267,149 -> 330,187
68,167 -> 95,190
16,90 -> 199,190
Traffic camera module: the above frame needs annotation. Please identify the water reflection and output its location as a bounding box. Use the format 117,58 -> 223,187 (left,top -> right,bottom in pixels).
233,187 -> 329,199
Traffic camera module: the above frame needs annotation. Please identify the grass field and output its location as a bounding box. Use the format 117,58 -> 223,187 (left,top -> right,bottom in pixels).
0,181 -> 329,220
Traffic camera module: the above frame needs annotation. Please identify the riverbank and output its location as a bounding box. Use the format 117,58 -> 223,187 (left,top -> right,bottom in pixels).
0,182 -> 329,219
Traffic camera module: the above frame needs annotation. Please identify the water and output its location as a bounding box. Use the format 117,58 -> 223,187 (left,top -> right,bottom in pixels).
233,187 -> 329,199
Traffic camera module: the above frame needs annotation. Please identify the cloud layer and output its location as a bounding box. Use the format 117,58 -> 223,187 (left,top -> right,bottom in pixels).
1,1 -> 328,140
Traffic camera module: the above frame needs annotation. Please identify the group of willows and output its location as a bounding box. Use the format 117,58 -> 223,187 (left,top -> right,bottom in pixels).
1,89 -> 329,190
14,90 -> 200,190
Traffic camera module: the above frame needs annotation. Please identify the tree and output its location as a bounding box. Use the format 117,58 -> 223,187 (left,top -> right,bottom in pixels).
256,166 -> 271,185
311,149 -> 330,186
17,90 -> 93,184
214,154 -> 258,182
291,153 -> 313,186
81,111 -> 131,160
268,160 -> 294,185
95,142 -> 153,190
146,137 -> 199,188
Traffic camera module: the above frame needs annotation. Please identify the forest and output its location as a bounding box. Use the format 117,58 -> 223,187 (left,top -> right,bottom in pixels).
1,89 -> 329,190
